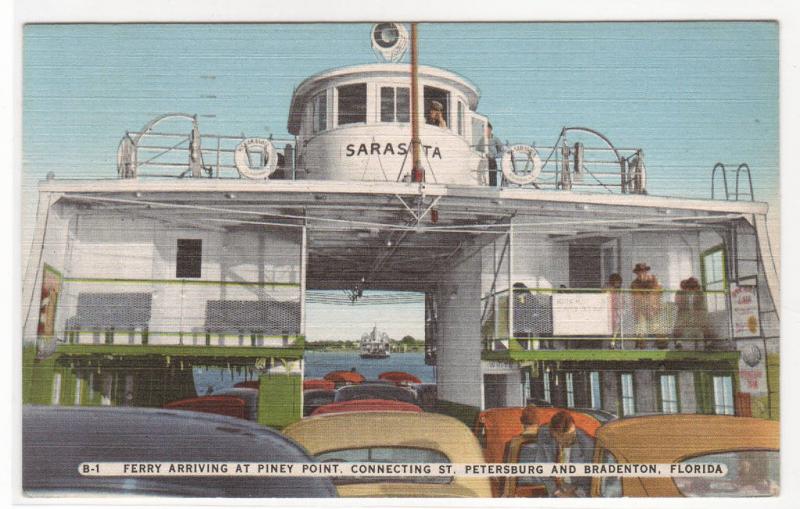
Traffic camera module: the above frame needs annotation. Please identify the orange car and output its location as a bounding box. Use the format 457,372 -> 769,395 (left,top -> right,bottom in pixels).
473,406 -> 601,496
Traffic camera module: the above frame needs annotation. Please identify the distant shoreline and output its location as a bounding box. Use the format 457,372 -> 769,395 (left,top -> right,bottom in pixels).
304,340 -> 425,353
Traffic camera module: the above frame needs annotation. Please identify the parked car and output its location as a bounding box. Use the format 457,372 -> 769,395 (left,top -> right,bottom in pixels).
163,395 -> 248,420
164,388 -> 259,422
22,405 -> 337,498
377,371 -> 422,385
590,414 -> 779,497
303,389 -> 336,416
323,370 -> 365,386
311,399 -> 422,416
283,411 -> 492,497
304,378 -> 335,391
334,384 -> 417,405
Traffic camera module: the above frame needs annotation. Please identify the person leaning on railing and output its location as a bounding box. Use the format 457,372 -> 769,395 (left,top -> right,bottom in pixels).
630,263 -> 663,349
672,277 -> 713,350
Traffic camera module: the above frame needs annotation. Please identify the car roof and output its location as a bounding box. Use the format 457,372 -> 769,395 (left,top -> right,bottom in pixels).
284,411 -> 484,462
311,399 -> 422,416
596,414 -> 780,463
335,384 -> 416,402
23,405 -> 336,498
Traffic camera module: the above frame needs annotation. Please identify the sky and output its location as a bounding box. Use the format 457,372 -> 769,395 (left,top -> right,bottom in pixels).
22,22 -> 779,341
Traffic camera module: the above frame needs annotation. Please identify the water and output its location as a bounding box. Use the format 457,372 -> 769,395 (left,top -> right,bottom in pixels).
193,351 -> 434,395
304,351 -> 434,383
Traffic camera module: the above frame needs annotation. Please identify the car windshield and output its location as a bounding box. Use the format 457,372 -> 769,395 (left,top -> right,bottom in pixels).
315,447 -> 451,485
674,450 -> 779,497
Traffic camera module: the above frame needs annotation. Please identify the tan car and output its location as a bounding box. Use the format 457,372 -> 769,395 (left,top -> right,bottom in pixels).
283,411 -> 492,497
591,415 -> 779,497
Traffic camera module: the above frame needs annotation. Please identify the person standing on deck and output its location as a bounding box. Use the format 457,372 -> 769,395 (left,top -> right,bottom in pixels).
484,122 -> 505,187
630,263 -> 662,348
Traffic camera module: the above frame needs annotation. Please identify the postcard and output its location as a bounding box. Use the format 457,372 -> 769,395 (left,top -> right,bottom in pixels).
19,17 -> 781,502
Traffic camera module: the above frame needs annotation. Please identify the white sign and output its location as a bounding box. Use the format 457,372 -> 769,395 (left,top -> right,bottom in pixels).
552,293 -> 612,336
731,284 -> 760,338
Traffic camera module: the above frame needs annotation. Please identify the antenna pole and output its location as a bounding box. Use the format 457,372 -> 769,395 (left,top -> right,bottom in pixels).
410,23 -> 424,182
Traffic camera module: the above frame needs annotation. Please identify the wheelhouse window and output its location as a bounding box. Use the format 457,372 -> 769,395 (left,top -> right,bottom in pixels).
176,239 -> 202,278
424,86 -> 449,128
380,86 -> 410,123
590,371 -> 602,409
701,245 -> 727,312
713,375 -> 735,415
337,83 -> 367,125
312,91 -> 327,133
620,373 -> 635,416
660,374 -> 679,414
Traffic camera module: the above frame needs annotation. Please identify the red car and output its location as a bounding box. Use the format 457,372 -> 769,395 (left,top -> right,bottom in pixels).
378,371 -> 422,385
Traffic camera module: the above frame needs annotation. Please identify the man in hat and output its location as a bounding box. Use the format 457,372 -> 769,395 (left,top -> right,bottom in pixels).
630,263 -> 662,347
427,100 -> 447,128
484,122 -> 505,187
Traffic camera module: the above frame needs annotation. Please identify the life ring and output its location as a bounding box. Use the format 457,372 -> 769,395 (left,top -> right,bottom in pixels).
501,144 -> 542,186
234,138 -> 277,179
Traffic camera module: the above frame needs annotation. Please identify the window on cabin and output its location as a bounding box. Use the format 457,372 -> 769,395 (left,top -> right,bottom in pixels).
701,245 -> 727,312
337,83 -> 367,125
620,373 -> 635,416
380,86 -> 410,123
566,372 -> 575,407
660,373 -> 680,413
176,239 -> 202,278
713,375 -> 735,415
424,86 -> 449,128
312,91 -> 327,133
457,101 -> 464,136
590,371 -> 602,409
472,116 -> 486,152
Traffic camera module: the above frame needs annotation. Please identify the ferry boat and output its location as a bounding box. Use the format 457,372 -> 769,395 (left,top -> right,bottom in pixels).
360,326 -> 391,359
22,23 -> 779,428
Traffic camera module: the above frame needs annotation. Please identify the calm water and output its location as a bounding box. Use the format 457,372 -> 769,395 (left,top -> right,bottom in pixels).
193,351 -> 434,395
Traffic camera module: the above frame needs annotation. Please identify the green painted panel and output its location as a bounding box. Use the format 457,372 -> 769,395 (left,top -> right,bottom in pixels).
767,353 -> 779,420
56,344 -> 304,359
483,349 -> 740,363
258,373 -> 302,429
435,399 -> 481,428
22,346 -> 58,405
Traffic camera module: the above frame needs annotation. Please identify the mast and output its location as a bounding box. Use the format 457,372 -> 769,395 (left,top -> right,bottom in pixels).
410,23 -> 423,182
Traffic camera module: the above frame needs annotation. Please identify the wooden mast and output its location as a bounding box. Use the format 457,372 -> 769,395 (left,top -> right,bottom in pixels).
410,23 -> 423,182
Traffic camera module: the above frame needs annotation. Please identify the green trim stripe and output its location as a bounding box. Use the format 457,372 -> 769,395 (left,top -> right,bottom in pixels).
63,330 -> 302,339
56,343 -> 305,359
482,349 -> 740,363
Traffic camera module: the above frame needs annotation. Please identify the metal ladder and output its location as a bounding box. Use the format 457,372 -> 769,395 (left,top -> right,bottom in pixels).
711,163 -> 754,201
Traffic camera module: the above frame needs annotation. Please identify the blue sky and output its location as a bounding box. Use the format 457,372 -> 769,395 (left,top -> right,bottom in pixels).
22,22 -> 779,340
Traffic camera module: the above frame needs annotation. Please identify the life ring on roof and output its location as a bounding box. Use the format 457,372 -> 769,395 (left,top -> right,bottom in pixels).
501,144 -> 542,186
234,138 -> 277,179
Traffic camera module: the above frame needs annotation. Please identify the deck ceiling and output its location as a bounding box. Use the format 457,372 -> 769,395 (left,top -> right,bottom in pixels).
57,189 -> 743,292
